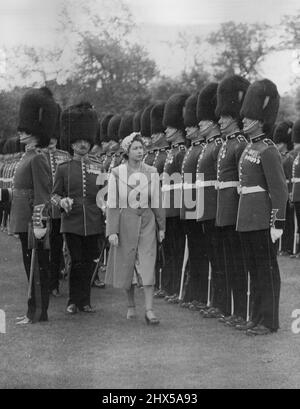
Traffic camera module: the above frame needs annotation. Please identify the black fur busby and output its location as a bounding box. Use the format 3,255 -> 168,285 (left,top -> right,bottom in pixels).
141,104 -> 154,137
163,93 -> 189,130
118,112 -> 134,140
215,75 -> 250,120
100,114 -> 114,143
184,94 -> 199,127
240,79 -> 280,135
107,114 -> 122,142
133,110 -> 142,133
0,139 -> 6,154
53,104 -> 62,147
273,120 -> 293,146
18,86 -> 58,148
151,102 -> 166,135
197,83 -> 219,122
61,102 -> 98,149
292,120 -> 300,144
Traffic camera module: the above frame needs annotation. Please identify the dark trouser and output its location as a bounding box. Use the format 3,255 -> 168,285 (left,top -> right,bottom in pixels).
294,202 -> 300,253
162,217 -> 186,295
240,229 -> 281,332
281,201 -> 295,254
19,232 -> 50,321
65,233 -> 100,309
183,220 -> 209,304
222,226 -> 248,319
202,220 -> 226,312
49,218 -> 64,292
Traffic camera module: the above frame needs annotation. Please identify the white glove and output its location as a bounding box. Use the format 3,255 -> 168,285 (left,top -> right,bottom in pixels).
60,197 -> 73,214
34,227 -> 47,240
270,228 -> 283,243
108,234 -> 119,247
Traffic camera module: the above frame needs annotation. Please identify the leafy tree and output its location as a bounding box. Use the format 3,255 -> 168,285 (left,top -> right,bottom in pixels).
207,21 -> 274,80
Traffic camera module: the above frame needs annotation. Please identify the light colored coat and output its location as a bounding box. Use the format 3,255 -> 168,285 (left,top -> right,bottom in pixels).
105,162 -> 165,289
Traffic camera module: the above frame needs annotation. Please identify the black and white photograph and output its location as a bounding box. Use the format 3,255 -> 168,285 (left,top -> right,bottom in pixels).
0,0 -> 300,391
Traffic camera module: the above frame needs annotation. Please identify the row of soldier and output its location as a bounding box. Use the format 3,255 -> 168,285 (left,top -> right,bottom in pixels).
0,74 -> 297,335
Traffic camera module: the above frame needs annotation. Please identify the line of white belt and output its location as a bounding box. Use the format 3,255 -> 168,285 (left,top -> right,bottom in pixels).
216,181 -> 240,189
292,178 -> 300,183
182,183 -> 196,189
238,185 -> 266,195
195,180 -> 217,188
161,183 -> 182,192
0,178 -> 13,183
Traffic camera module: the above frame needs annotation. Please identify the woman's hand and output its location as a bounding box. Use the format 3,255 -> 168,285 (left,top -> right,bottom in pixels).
109,234 -> 119,247
158,230 -> 165,243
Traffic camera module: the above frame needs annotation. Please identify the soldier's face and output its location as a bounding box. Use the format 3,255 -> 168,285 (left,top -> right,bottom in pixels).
72,140 -> 91,155
18,132 -> 36,145
143,137 -> 151,147
219,116 -> 235,134
128,141 -> 144,161
198,120 -> 214,138
276,142 -> 287,153
165,127 -> 178,141
48,138 -> 57,149
243,118 -> 261,135
185,126 -> 199,140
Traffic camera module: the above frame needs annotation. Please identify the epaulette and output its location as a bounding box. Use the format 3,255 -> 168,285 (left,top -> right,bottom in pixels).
237,135 -> 247,143
263,138 -> 275,147
56,148 -> 70,156
57,158 -> 72,167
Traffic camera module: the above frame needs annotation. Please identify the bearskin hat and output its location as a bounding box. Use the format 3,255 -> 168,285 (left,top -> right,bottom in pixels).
197,83 -> 219,122
151,102 -> 166,135
17,86 -> 58,148
133,110 -> 142,133
184,94 -> 199,128
215,75 -> 250,120
240,79 -> 280,135
107,114 -> 122,142
0,139 -> 6,154
141,104 -> 154,137
119,112 -> 134,140
292,120 -> 300,144
61,102 -> 98,150
100,114 -> 114,143
163,93 -> 189,130
273,120 -> 293,147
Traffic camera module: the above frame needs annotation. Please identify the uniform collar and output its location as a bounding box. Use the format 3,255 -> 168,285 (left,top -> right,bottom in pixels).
206,134 -> 221,144
171,142 -> 186,149
192,139 -> 205,147
225,131 -> 242,141
250,133 -> 265,144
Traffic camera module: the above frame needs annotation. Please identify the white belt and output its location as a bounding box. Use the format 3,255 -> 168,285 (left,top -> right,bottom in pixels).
182,183 -> 196,190
195,180 -> 217,188
238,185 -> 266,195
216,181 -> 239,190
292,178 -> 300,183
161,183 -> 182,192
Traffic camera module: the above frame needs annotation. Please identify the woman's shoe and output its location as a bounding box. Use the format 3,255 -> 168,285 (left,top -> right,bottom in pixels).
81,305 -> 96,313
145,310 -> 160,325
127,306 -> 137,320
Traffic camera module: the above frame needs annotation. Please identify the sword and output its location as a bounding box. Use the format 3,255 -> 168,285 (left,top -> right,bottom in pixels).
179,235 -> 189,300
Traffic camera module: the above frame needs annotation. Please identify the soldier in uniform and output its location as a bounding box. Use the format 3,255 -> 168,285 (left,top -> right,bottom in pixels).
11,87 -> 57,324
161,93 -> 189,302
215,75 -> 250,326
110,112 -> 134,171
195,83 -> 225,318
52,102 -> 105,314
180,93 -> 209,309
96,114 -> 114,165
237,79 -> 288,335
291,120 -> 300,255
102,114 -> 122,172
273,121 -> 295,255
142,104 -> 155,165
43,105 -> 70,296
150,103 -> 169,176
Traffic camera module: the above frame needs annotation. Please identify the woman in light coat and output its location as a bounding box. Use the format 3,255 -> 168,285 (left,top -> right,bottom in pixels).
105,133 -> 165,324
